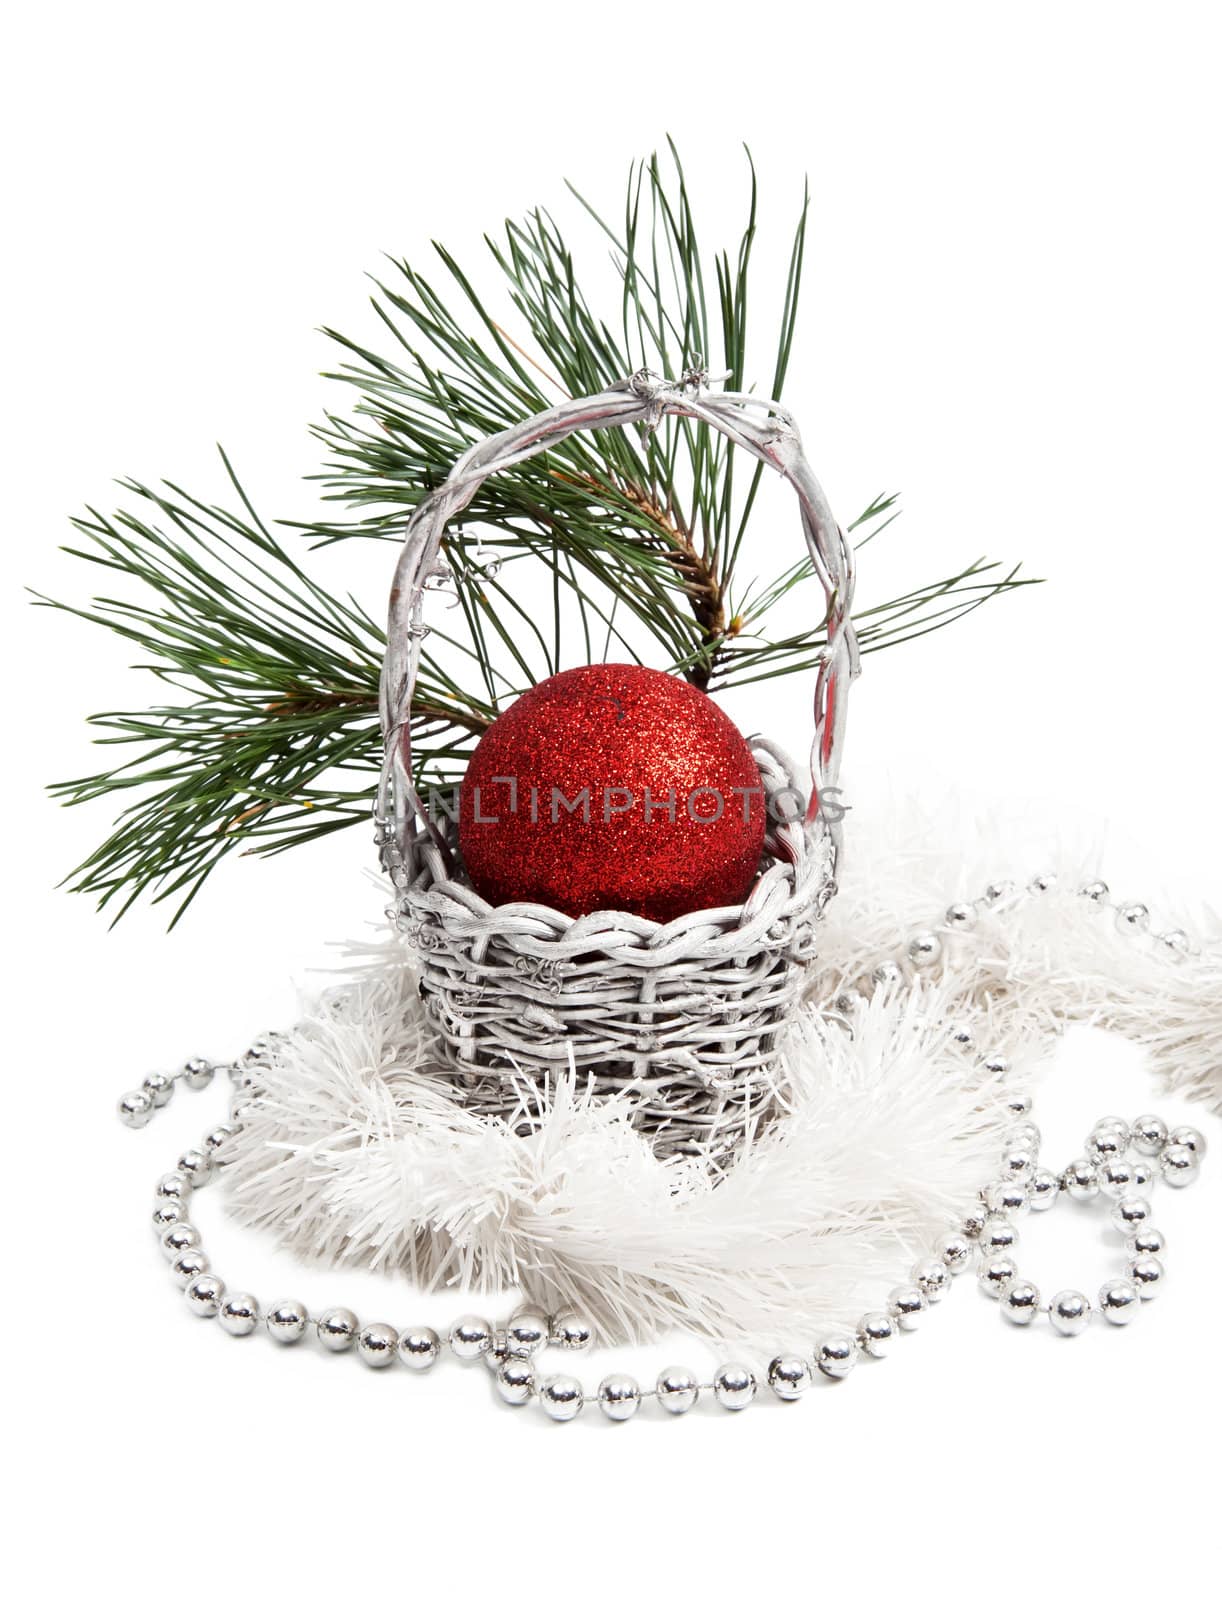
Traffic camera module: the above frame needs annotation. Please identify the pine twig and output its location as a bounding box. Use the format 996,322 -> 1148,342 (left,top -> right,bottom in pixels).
37,454 -> 493,924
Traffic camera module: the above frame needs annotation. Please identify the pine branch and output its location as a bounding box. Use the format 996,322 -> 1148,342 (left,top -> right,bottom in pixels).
37,454 -> 494,925
43,143 -> 1038,923
308,144 -> 805,690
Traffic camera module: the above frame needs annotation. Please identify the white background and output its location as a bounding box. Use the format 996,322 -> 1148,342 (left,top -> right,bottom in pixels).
5,3 -> 1219,1594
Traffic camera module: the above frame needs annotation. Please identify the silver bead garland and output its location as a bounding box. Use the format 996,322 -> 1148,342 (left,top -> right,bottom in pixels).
115,876 -> 1210,1422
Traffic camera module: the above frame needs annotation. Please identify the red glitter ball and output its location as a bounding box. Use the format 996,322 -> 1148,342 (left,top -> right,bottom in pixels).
456,664 -> 767,922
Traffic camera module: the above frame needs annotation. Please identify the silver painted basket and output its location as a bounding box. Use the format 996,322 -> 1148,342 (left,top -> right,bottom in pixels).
376,370 -> 859,1159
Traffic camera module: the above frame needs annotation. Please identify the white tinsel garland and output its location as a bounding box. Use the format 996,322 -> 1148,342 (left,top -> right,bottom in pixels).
220,815 -> 1220,1357
804,805 -> 1222,1110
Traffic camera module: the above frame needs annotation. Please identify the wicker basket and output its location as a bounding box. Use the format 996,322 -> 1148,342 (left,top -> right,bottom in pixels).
376,369 -> 859,1159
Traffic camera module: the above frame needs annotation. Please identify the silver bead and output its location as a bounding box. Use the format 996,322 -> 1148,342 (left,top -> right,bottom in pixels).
712,1364 -> 757,1410
978,1256 -> 1018,1298
1093,1114 -> 1130,1139
204,1124 -> 235,1154
815,1335 -> 858,1378
1001,1146 -> 1037,1181
219,1292 -> 259,1336
1008,1120 -> 1041,1149
1005,1093 -> 1034,1117
597,1374 -> 641,1421
979,1053 -> 1010,1077
1128,1256 -> 1165,1299
185,1273 -> 225,1317
1086,1119 -> 1130,1161
907,931 -> 943,969
142,1072 -> 175,1108
871,960 -> 904,991
152,1200 -> 187,1232
118,1090 -> 154,1128
548,1309 -> 594,1354
1129,1161 -> 1156,1191
983,880 -> 1013,904
914,1259 -> 952,1303
1082,1130 -> 1123,1165
182,1057 -> 215,1090
155,1172 -> 191,1201
539,1374 -> 583,1421
1130,1114 -> 1168,1156
481,1330 -> 510,1372
1167,1125 -> 1207,1161
448,1316 -> 492,1360
176,1148 -> 213,1187
1079,879 -> 1110,907
1097,1158 -> 1136,1200
503,1306 -> 549,1358
1157,928 -> 1192,957
655,1366 -> 700,1414
985,1180 -> 1030,1218
937,1232 -> 972,1274
856,1312 -> 897,1357
1128,1226 -> 1166,1257
398,1325 -> 440,1370
1099,1279 -> 1141,1325
170,1248 -> 209,1281
1160,1143 -> 1200,1188
239,1035 -> 267,1082
947,1022 -> 976,1051
266,1300 -> 309,1343
357,1323 -> 399,1368
1001,1280 -> 1041,1325
316,1307 -> 359,1352
945,901 -> 978,931
1116,902 -> 1150,934
979,1218 -> 1020,1256
1028,871 -> 1057,895
961,1200 -> 990,1238
160,1222 -> 201,1259
1062,1158 -> 1100,1201
1047,1290 -> 1092,1335
1029,1169 -> 1060,1211
768,1354 -> 813,1398
887,1285 -> 927,1329
1112,1195 -> 1154,1236
495,1356 -> 535,1406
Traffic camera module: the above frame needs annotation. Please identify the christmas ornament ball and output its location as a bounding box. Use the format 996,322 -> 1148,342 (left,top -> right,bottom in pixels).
457,664 -> 768,922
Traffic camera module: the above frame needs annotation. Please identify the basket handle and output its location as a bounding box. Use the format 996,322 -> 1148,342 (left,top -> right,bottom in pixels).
377,369 -> 860,866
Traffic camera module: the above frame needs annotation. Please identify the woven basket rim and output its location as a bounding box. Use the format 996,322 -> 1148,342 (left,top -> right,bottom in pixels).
389,740 -> 833,957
